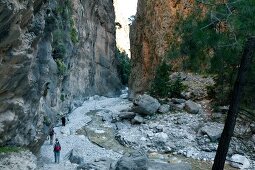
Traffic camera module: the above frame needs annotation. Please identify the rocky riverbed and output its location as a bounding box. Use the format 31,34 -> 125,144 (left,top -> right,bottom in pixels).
37,88 -> 255,170
1,89 -> 255,169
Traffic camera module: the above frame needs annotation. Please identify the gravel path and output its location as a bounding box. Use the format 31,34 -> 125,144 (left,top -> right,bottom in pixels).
38,95 -> 132,170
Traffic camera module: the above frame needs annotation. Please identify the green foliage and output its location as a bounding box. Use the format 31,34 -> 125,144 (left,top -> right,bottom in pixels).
150,61 -> 171,97
116,49 -> 131,85
70,27 -> 78,44
56,59 -> 67,75
60,94 -> 65,101
43,116 -> 51,126
0,146 -> 24,153
167,0 -> 255,108
150,62 -> 187,98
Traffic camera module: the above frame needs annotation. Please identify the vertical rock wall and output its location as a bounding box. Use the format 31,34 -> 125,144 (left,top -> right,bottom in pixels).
129,0 -> 194,98
0,0 -> 121,152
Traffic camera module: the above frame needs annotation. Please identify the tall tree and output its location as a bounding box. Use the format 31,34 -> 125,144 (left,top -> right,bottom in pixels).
212,37 -> 255,170
167,0 -> 255,108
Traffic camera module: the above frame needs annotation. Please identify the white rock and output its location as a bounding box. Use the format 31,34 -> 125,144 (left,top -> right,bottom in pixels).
95,129 -> 105,134
154,132 -> 168,143
230,154 -> 250,169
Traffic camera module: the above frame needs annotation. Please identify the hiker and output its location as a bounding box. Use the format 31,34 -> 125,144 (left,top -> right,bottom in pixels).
53,138 -> 61,163
61,116 -> 66,126
49,127 -> 55,145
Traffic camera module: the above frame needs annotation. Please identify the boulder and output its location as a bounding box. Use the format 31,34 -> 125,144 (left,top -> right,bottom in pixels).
131,115 -> 144,124
115,150 -> 149,170
132,94 -> 160,115
69,148 -> 84,164
230,154 -> 250,169
118,112 -> 136,120
171,98 -> 186,104
200,123 -> 224,142
184,100 -> 200,114
169,102 -> 185,111
158,104 -> 170,114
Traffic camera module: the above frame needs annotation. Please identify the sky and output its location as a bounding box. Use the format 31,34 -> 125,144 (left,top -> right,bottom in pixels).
116,0 -> 137,18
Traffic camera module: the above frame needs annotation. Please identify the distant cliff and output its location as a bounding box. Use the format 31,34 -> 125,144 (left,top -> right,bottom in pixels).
129,0 -> 194,98
0,0 -> 121,152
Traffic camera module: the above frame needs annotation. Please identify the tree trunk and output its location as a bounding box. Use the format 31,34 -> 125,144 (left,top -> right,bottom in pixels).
212,36 -> 255,170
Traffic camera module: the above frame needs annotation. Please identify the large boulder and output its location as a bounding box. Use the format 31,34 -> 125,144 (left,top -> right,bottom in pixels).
200,123 -> 224,142
115,151 -> 149,170
132,94 -> 160,115
184,100 -> 201,114
230,154 -> 250,169
131,115 -> 144,124
69,148 -> 84,164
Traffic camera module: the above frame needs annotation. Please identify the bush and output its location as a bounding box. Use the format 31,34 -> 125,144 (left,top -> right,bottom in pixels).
70,27 -> 78,44
150,62 -> 186,98
43,115 -> 51,126
56,59 -> 67,75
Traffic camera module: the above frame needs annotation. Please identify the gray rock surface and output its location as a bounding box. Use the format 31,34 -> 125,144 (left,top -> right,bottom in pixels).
185,100 -> 201,114
115,151 -> 149,170
0,0 -> 121,151
68,149 -> 84,164
132,115 -> 144,124
77,158 -> 113,170
158,104 -> 170,114
118,112 -> 136,120
0,150 -> 37,170
230,154 -> 250,169
132,94 -> 160,115
200,123 -> 224,142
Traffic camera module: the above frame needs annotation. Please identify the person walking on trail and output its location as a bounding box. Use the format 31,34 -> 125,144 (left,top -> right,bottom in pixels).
53,138 -> 61,163
49,127 -> 55,145
61,116 -> 66,126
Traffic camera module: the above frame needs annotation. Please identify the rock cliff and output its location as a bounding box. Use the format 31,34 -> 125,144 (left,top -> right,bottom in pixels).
0,0 -> 121,152
129,0 -> 194,97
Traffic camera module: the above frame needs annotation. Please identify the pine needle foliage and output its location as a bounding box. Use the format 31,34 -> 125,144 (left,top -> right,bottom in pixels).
167,0 -> 255,108
150,61 -> 186,98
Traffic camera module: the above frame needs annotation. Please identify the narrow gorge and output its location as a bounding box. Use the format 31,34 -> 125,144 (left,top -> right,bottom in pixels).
1,0 -> 255,170
0,0 -> 121,151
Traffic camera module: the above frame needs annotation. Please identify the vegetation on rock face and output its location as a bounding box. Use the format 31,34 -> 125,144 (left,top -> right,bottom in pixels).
0,146 -> 24,153
46,0 -> 79,75
116,49 -> 131,85
166,0 -> 255,110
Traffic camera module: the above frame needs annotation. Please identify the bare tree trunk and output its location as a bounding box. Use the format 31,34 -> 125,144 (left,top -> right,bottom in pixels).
212,36 -> 255,170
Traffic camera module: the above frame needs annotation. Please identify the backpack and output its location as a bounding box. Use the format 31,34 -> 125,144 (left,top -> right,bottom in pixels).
54,143 -> 61,151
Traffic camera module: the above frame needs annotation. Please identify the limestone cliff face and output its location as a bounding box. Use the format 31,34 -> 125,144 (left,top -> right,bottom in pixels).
0,0 -> 121,151
129,0 -> 193,97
